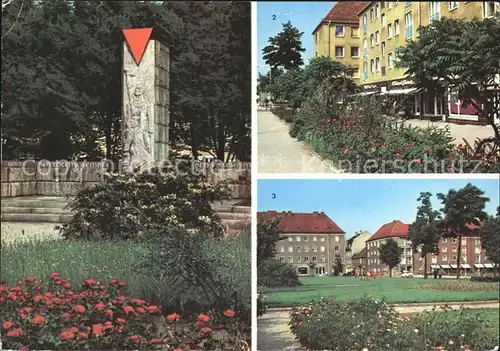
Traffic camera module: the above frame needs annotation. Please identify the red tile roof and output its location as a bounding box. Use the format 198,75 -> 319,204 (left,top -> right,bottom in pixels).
313,1 -> 368,34
258,211 -> 345,234
367,220 -> 410,242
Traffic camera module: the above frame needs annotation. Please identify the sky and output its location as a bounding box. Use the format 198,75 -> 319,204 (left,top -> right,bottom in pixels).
258,178 -> 500,239
257,1 -> 335,75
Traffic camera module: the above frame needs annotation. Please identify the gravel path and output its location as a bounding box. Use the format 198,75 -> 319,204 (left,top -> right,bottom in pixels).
1,222 -> 62,245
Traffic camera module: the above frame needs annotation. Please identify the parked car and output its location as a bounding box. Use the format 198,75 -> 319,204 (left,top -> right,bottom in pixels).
401,271 -> 414,278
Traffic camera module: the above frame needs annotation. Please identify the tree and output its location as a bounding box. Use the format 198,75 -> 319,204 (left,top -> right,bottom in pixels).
378,238 -> 402,277
334,254 -> 343,276
262,21 -> 305,71
479,206 -> 500,277
308,261 -> 317,277
257,72 -> 271,95
408,192 -> 442,279
257,214 -> 286,267
437,183 -> 489,279
397,15 -> 500,153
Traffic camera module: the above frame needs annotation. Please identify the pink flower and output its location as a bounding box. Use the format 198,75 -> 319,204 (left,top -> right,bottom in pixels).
343,148 -> 349,155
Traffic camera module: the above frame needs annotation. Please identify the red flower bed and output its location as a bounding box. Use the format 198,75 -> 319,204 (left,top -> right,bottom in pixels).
0,274 -> 247,350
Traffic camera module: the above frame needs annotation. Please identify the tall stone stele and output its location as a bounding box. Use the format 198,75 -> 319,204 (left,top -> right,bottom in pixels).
122,37 -> 169,172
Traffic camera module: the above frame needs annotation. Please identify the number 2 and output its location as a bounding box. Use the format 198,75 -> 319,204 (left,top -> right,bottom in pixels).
272,14 -> 276,20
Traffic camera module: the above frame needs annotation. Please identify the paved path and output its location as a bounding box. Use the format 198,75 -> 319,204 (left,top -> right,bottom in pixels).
403,119 -> 495,146
258,301 -> 499,351
257,110 -> 339,173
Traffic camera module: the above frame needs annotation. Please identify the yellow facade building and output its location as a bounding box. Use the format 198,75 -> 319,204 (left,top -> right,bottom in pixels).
312,2 -> 368,81
314,1 -> 499,125
358,1 -> 499,124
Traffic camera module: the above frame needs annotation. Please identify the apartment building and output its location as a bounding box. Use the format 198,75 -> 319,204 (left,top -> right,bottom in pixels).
312,2 -> 368,81
258,211 -> 346,276
351,247 -> 368,272
358,1 -> 500,125
344,230 -> 372,273
414,236 -> 496,276
365,220 -> 413,275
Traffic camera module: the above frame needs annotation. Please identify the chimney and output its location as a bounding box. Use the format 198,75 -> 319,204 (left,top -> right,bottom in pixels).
313,211 -> 318,216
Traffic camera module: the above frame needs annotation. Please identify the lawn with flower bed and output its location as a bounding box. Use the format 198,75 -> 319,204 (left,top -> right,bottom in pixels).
288,295 -> 499,351
263,276 -> 500,308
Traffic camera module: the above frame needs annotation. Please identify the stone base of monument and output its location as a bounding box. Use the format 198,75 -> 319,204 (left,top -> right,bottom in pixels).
1,197 -> 250,239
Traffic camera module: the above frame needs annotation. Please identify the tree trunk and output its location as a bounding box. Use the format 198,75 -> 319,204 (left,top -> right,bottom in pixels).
456,234 -> 462,280
424,253 -> 428,279
190,123 -> 199,159
389,267 -> 393,278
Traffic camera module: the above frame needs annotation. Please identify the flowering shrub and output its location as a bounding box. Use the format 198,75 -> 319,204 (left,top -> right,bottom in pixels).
59,164 -> 231,240
0,274 -> 249,350
421,282 -> 499,291
285,92 -> 500,173
289,295 -> 498,351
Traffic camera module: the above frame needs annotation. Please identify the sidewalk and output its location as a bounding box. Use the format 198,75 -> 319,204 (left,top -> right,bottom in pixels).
257,110 -> 340,173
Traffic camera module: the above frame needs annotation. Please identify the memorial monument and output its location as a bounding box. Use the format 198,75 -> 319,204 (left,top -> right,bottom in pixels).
122,28 -> 170,172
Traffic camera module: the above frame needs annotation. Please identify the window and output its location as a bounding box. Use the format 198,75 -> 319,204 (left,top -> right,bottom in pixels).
381,14 -> 386,27
312,246 -> 318,252
394,19 -> 400,35
363,38 -> 368,56
475,254 -> 480,263
304,256 -> 309,262
442,238 -> 448,243
452,238 -> 457,243
288,257 -> 293,262
297,257 -> 301,262
351,46 -> 360,57
320,235 -> 325,241
452,255 -> 457,261
405,1 -> 412,6
370,59 -> 375,73
375,4 -> 379,17
388,53 -> 393,68
288,237 -> 293,241
462,255 -> 467,263
400,239 -> 406,246
296,246 -> 301,252
461,247 -> 466,254
353,67 -> 360,78
452,247 -> 457,252
304,246 -> 309,252
376,57 -> 380,72
288,247 -> 293,252
363,14 -> 368,33
312,256 -> 317,262
334,246 -> 339,251
442,255 -> 447,261
475,247 -> 481,254
351,26 -> 359,37
432,256 -> 437,263
303,236 -> 308,241
475,239 -> 481,245
335,25 -> 344,37
485,1 -> 498,18
320,256 -> 325,262
313,236 -> 317,242
370,8 -> 374,21
442,246 -> 448,253
429,2 -> 440,21
335,236 -> 339,242
280,246 -> 285,252
279,256 -> 285,262
381,41 -> 386,55
296,236 -> 301,241
461,238 -> 467,246
363,61 -> 368,80
404,12 -> 413,38
320,246 -> 326,252
370,33 -> 374,47
449,2 -> 458,10
375,30 -> 380,44
388,23 -> 393,38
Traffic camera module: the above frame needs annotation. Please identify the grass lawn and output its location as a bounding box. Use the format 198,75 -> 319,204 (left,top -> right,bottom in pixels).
263,276 -> 500,308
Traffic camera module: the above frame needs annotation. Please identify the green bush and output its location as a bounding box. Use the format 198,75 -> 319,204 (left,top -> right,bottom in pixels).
289,91 -> 500,173
138,226 -> 251,326
289,295 -> 499,351
59,164 -> 230,241
271,106 -> 296,123
258,259 -> 302,288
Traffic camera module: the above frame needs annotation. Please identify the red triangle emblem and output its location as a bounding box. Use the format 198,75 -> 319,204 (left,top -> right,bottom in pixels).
122,28 -> 153,65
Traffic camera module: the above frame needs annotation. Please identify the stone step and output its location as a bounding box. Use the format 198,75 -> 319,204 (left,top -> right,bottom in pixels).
1,197 -> 69,209
1,213 -> 73,223
217,211 -> 251,220
1,206 -> 72,214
